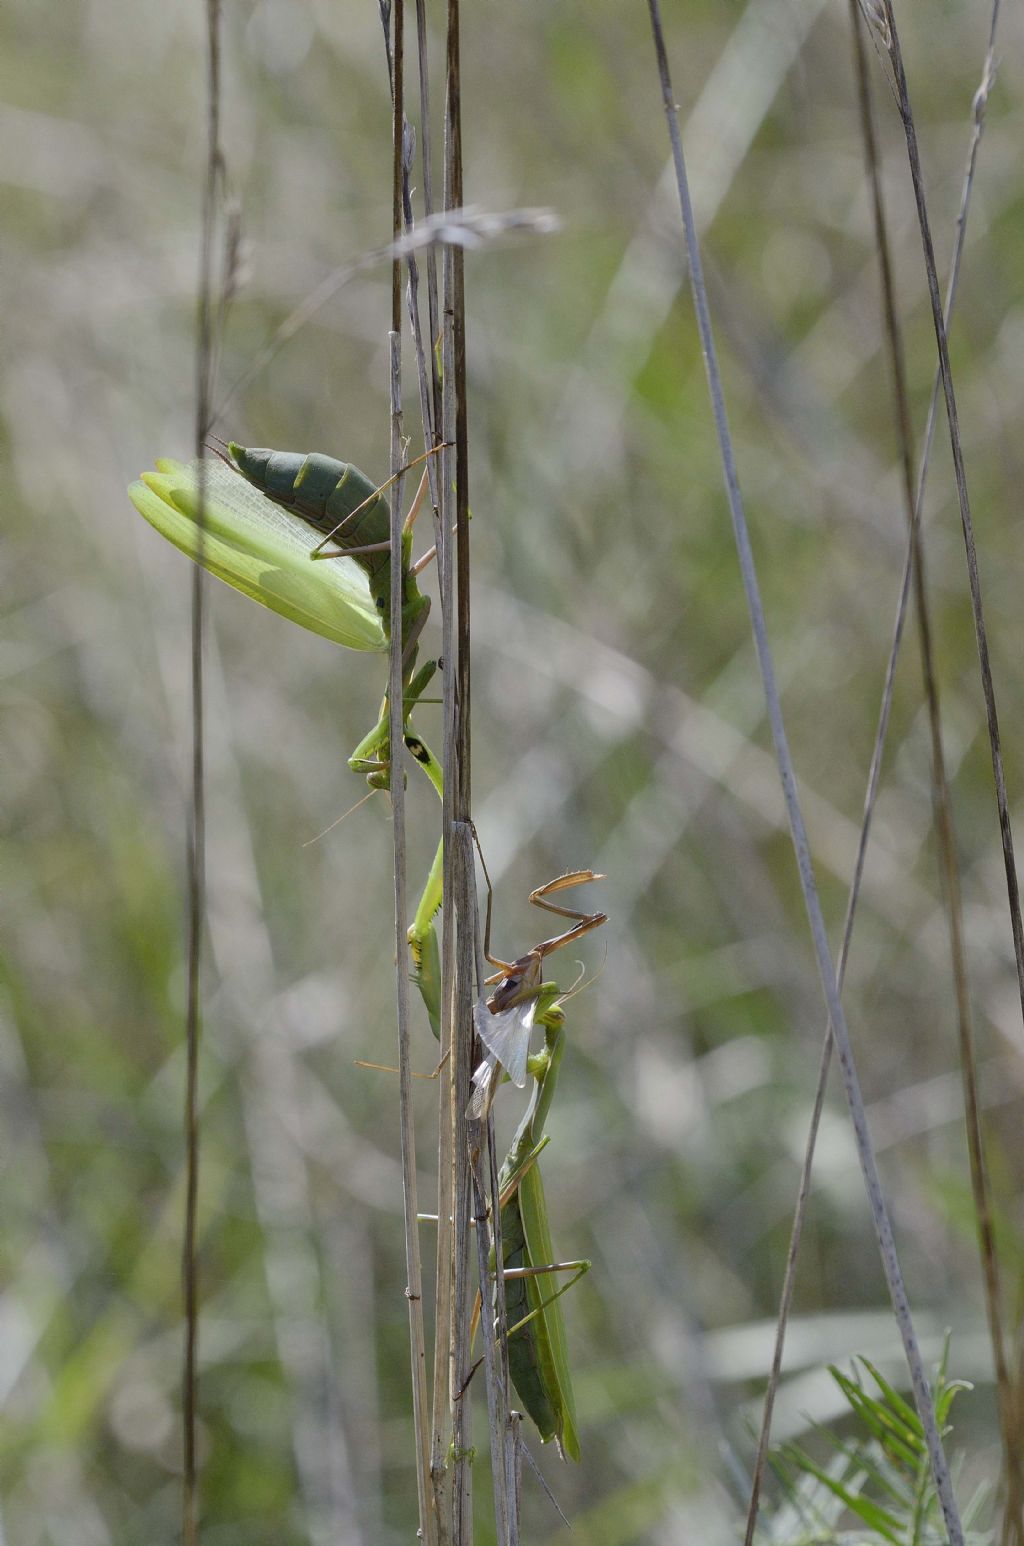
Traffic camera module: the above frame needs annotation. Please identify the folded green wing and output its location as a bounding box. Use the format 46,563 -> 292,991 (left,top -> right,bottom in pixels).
519,1160 -> 581,1462
129,457 -> 386,653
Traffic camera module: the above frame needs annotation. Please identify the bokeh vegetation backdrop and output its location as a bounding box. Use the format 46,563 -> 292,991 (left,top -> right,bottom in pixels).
4,0 -> 1024,1541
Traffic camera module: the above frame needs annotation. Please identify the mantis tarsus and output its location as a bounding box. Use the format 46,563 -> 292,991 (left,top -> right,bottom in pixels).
471,867 -> 606,1461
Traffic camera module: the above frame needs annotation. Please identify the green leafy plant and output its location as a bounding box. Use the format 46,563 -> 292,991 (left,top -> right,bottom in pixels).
757,1346 -> 992,1545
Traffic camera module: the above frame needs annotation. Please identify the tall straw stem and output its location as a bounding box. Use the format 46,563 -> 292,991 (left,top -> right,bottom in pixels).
850,7 -> 1018,1536
183,3 -> 221,1541
387,3 -> 437,1539
645,3 -> 965,1539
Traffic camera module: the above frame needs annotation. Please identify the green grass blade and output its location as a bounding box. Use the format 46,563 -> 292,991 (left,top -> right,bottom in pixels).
779,1443 -> 904,1542
830,1367 -> 923,1467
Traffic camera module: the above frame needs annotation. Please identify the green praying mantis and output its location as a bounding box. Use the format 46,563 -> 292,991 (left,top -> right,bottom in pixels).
129,442 -> 445,1034
469,867 -> 607,1461
129,442 -> 606,1460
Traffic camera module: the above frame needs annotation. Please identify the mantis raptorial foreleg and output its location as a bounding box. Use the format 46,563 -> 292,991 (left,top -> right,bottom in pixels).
469,845 -> 607,1114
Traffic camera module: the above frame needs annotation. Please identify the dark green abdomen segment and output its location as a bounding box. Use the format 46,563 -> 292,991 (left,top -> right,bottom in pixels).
228,445 -> 391,581
500,1197 -> 559,1442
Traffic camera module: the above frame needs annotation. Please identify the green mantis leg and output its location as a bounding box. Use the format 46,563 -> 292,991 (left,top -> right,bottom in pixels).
408,831 -> 443,1039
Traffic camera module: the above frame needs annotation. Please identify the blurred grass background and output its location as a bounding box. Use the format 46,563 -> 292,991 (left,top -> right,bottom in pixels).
3,0 -> 1024,1541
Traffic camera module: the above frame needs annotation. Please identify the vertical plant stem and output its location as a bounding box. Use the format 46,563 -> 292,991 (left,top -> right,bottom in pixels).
644,5 -> 965,1540
467,1139 -> 511,1546
439,3 -> 514,1538
879,0 -> 1024,1049
381,0 -> 442,495
462,837 -> 514,1546
743,10 -> 1005,1536
393,22 -> 453,1521
465,825 -> 516,1543
507,1412 -> 522,1529
388,5 -> 437,1539
908,20 -> 999,541
876,12 -> 1022,1528
372,12 -> 450,1522
440,4 -> 473,1537
436,213 -> 464,1546
183,5 -> 221,1541
391,1 -> 403,339
390,328 -> 434,1541
414,0 -> 442,429
852,8 -> 1018,1535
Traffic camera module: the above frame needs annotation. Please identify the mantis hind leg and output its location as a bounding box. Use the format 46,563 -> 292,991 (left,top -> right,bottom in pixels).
403,465 -> 432,537
404,728 -> 444,1037
399,592 -> 430,672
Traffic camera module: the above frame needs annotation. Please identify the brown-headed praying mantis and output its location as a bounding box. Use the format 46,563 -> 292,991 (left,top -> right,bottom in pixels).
469,863 -> 606,1460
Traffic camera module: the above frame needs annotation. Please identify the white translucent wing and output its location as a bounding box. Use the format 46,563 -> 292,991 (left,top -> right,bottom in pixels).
473,996 -> 534,1089
129,458 -> 386,652
467,1054 -> 499,1120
